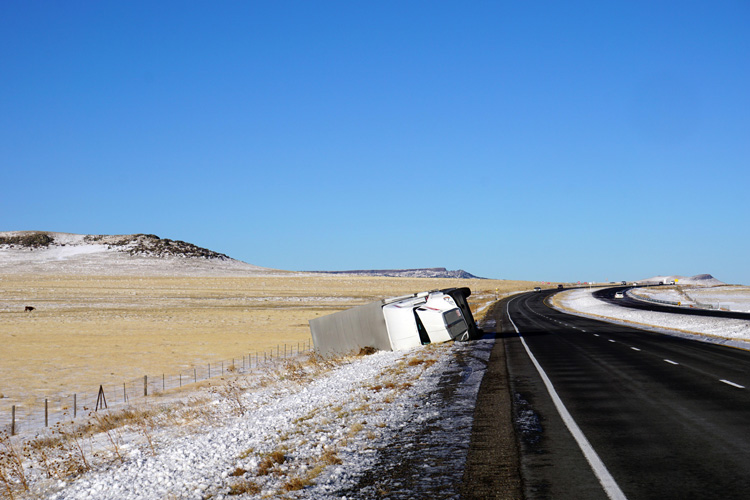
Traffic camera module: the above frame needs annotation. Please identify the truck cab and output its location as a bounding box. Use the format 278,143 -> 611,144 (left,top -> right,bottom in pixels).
414,292 -> 470,343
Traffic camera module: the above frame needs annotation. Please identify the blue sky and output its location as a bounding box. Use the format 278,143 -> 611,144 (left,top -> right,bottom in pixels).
2,1 -> 748,284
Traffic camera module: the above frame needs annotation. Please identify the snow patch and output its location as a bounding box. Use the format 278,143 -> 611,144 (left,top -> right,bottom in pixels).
11,340 -> 494,500
557,288 -> 750,345
638,273 -> 726,286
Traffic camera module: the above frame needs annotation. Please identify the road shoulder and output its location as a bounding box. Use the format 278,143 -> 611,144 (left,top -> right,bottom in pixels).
461,298 -> 523,499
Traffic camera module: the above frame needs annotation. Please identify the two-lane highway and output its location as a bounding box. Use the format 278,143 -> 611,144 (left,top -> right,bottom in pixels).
502,290 -> 750,499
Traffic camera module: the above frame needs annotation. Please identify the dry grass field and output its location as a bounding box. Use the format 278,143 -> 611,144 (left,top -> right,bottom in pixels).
0,273 -> 536,409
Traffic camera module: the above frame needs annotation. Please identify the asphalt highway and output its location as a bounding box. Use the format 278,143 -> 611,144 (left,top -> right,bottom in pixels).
496,290 -> 750,499
593,285 -> 750,320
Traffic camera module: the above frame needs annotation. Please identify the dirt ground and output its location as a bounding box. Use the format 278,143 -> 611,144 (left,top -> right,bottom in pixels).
0,274 -> 536,408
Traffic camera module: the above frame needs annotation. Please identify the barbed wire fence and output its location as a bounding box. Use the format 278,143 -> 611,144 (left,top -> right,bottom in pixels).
0,340 -> 312,438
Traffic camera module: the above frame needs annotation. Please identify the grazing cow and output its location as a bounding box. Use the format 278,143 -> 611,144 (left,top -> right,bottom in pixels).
24,306 -> 35,312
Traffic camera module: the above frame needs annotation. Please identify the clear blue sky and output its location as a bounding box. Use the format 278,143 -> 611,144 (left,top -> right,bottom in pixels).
2,1 -> 748,284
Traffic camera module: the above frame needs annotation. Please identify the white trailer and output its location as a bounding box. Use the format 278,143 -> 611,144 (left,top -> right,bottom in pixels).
309,289 -> 474,355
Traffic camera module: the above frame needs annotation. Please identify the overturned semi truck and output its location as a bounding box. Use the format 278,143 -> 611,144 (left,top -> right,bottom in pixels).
309,287 -> 480,355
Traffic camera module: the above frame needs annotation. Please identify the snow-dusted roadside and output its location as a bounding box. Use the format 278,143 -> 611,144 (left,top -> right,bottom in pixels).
4,338 -> 493,500
554,288 -> 750,349
629,285 -> 750,313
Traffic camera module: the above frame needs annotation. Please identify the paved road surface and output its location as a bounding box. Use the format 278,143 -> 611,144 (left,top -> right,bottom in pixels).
466,291 -> 750,499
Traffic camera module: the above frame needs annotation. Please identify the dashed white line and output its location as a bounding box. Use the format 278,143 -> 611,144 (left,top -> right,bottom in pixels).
630,347 -> 641,352
720,379 -> 745,389
664,359 -> 679,365
608,339 -> 616,343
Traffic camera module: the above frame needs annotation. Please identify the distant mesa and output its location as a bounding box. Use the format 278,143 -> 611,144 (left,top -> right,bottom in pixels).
691,274 -> 717,281
313,267 -> 485,279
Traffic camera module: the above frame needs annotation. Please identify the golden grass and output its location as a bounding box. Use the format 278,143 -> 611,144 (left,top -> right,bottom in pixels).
0,273 -> 533,406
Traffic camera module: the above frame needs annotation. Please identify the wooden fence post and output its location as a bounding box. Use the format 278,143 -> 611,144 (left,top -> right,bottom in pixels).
11,405 -> 15,436
96,385 -> 107,411
74,393 -> 77,418
45,398 -> 48,427
144,375 -> 148,397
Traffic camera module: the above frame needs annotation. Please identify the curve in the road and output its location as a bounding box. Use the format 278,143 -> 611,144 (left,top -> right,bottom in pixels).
500,290 -> 750,499
592,285 -> 750,320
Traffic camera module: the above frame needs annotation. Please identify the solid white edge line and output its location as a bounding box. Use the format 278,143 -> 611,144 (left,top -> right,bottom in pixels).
720,379 -> 745,389
507,301 -> 628,500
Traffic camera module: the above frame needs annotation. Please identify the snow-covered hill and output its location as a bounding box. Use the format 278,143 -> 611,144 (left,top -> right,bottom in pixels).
0,231 -> 276,276
637,273 -> 726,286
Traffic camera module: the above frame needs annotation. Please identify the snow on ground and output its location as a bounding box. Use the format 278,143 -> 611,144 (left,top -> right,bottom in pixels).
630,286 -> 750,313
0,247 -> 277,276
4,262 -> 745,499
556,287 -> 750,349
636,273 -> 726,286
4,337 -> 493,500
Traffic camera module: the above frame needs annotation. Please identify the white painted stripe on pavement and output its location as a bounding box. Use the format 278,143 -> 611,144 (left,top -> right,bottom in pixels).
630,347 -> 641,352
720,379 -> 745,389
507,302 -> 628,500
664,359 -> 679,365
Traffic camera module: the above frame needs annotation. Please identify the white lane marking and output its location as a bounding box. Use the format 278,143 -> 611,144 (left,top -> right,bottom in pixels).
507,303 -> 628,500
664,359 -> 679,365
720,379 -> 745,389
630,347 -> 641,352
594,334 -> 600,337
608,339 -> 616,343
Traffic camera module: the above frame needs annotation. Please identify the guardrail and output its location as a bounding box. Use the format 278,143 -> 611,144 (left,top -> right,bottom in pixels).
625,290 -> 715,309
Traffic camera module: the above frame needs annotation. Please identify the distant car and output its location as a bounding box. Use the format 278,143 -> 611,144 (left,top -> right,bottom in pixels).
534,287 -> 542,293
614,292 -> 624,299
557,284 -> 564,290
621,281 -> 627,285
